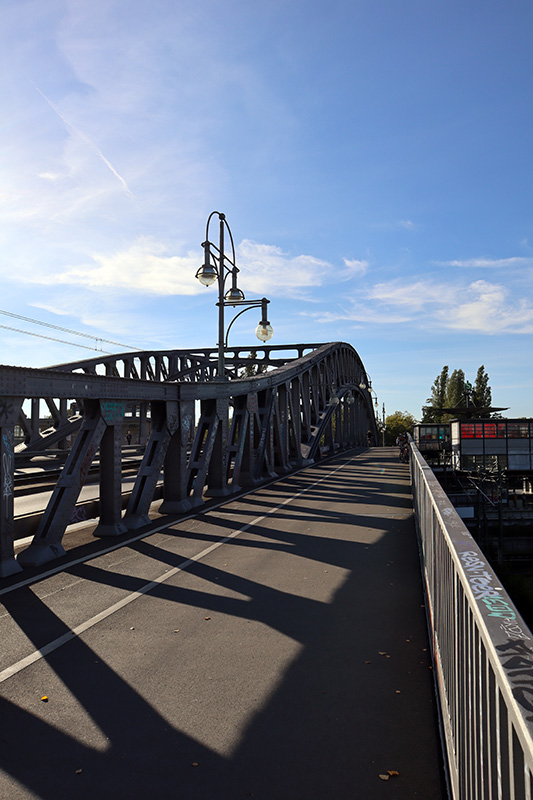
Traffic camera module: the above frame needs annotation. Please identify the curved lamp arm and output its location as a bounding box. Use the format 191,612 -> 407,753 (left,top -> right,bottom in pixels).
225,305 -> 255,347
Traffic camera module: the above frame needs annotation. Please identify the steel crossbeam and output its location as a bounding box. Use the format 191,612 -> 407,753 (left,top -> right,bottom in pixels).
0,343 -> 378,577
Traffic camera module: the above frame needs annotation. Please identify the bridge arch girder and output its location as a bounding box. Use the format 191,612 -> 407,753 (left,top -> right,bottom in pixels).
0,342 -> 378,574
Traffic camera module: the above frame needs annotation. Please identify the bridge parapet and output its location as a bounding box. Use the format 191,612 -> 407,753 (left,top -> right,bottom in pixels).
411,439 -> 533,799
0,342 -> 378,577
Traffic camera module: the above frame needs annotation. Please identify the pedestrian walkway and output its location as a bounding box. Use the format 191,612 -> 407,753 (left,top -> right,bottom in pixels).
0,448 -> 446,799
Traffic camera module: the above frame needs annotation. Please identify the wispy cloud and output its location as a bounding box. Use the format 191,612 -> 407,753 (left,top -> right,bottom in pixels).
436,257 -> 533,268
311,277 -> 533,335
441,280 -> 533,334
24,237 -> 201,296
310,306 -> 413,325
340,258 -> 369,279
236,240 -> 331,297
18,237 -> 338,299
371,219 -> 417,231
32,83 -> 134,198
367,279 -> 456,310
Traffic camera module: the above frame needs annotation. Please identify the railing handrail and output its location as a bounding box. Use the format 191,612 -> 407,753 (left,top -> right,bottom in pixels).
411,439 -> 533,799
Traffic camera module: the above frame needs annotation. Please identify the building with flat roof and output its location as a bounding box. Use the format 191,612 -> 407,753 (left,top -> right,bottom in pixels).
451,418 -> 533,473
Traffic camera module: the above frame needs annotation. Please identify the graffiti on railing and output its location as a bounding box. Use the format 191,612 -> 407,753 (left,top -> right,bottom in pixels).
496,639 -> 533,723
459,550 -> 518,620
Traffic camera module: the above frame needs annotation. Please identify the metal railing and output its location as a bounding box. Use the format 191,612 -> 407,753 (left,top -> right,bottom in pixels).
0,342 -> 378,577
411,441 -> 533,799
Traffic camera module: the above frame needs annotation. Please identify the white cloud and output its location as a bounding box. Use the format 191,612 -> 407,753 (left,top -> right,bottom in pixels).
371,219 -> 417,231
341,258 -> 369,278
442,280 -> 533,334
398,220 -> 416,230
32,83 -> 133,197
22,237 -> 202,295
437,257 -> 533,268
367,279 -> 456,310
236,240 -> 331,297
18,237 -> 337,299
310,277 -> 533,335
311,306 -> 412,325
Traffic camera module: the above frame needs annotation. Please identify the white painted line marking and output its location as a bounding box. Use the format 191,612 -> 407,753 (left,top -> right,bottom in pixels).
0,455 -> 355,684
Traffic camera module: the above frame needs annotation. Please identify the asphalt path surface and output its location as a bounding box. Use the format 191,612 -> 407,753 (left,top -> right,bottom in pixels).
0,448 -> 446,799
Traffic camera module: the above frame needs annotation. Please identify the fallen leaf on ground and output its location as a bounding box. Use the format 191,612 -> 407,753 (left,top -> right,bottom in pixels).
388,770 -> 399,776
379,774 -> 390,781
204,617 -> 211,621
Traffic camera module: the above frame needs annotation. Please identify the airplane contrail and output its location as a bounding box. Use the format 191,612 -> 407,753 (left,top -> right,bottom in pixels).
32,82 -> 134,198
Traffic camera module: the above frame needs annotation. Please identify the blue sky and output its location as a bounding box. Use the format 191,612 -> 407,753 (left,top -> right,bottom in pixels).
1,0 -> 532,419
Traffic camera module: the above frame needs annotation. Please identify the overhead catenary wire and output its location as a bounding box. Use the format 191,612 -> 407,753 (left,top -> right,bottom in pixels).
0,309 -> 137,351
0,324 -> 113,354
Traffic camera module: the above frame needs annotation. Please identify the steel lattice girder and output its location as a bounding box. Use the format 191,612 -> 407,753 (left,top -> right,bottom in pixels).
0,342 -> 378,576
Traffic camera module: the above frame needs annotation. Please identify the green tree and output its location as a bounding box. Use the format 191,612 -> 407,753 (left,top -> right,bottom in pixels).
385,411 -> 417,445
472,365 -> 492,412
446,369 -> 466,412
421,364 -> 494,421
239,350 -> 267,378
422,366 -> 448,422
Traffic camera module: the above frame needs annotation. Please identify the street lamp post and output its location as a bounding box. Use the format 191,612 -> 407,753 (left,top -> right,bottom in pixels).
196,211 -> 273,378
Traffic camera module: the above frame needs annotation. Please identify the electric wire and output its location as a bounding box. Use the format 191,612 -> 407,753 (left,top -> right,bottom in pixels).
0,324 -> 113,354
0,309 -> 137,351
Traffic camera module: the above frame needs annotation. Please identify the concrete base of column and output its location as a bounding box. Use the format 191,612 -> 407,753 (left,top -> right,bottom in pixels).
0,557 -> 23,577
204,486 -> 233,498
17,542 -> 67,567
93,521 -> 128,537
122,514 -> 151,531
159,498 -> 192,514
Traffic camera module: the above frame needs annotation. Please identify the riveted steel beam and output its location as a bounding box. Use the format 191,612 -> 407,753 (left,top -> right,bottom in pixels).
0,342 -> 378,576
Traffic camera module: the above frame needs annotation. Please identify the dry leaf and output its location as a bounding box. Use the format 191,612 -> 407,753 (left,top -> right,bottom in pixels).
379,774 -> 390,781
192,762 -> 199,767
75,769 -> 83,775
204,617 -> 211,621
388,770 -> 399,776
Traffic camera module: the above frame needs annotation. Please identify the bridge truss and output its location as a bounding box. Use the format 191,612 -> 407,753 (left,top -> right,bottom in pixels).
0,342 -> 377,577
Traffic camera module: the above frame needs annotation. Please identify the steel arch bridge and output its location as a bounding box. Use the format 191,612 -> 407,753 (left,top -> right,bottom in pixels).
0,342 -> 378,577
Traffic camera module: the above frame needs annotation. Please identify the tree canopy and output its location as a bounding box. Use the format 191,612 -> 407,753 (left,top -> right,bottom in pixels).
422,364 -> 493,422
384,411 -> 417,445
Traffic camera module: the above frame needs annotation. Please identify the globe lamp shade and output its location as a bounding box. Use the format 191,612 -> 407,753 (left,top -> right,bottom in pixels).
196,264 -> 217,287
255,321 -> 274,342
224,287 -> 245,302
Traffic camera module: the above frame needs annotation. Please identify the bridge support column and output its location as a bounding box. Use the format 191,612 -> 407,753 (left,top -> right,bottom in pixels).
160,398 -> 194,514
93,402 -> 128,537
0,397 -> 24,577
123,400 -> 181,529
18,399 -> 108,567
204,398 -> 232,498
273,385 -> 290,474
